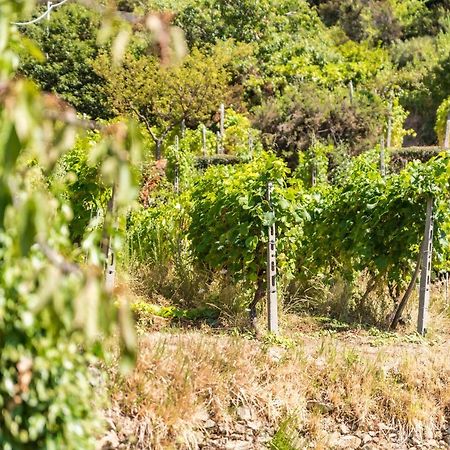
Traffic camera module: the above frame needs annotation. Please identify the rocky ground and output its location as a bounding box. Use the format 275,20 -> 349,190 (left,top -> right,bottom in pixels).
97,314 -> 450,450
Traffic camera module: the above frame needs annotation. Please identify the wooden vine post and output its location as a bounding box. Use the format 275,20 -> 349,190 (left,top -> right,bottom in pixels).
267,182 -> 279,334
417,197 -> 434,336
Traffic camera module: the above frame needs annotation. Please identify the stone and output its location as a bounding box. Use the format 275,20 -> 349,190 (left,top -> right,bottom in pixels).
306,400 -> 333,413
98,431 -> 120,450
425,428 -> 434,440
224,440 -> 253,450
204,419 -> 216,429
105,418 -> 116,431
336,435 -> 362,449
256,433 -> 271,443
340,423 -> 350,434
236,406 -> 252,421
328,431 -> 341,446
267,346 -> 285,363
362,433 -> 372,444
378,423 -> 390,431
247,421 -> 262,431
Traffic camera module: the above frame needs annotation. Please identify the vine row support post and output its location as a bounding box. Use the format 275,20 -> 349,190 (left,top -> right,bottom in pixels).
217,104 -> 225,154
380,136 -> 386,177
267,182 -> 279,334
445,272 -> 449,306
348,80 -> 354,104
311,162 -> 317,187
248,131 -> 254,158
417,197 -> 434,336
444,112 -> 450,149
46,1 -> 53,35
104,186 -> 117,293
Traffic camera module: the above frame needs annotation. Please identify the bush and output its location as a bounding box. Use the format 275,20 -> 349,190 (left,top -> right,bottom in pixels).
254,83 -> 385,163
188,152 -> 305,308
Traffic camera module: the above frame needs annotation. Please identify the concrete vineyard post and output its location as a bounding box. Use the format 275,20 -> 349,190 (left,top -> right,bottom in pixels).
105,187 -> 117,293
380,136 -> 386,177
348,80 -> 354,104
417,197 -> 434,336
446,272 -> 449,306
444,112 -> 450,149
248,131 -> 254,158
267,182 -> 279,334
46,1 -> 52,34
310,149 -> 317,187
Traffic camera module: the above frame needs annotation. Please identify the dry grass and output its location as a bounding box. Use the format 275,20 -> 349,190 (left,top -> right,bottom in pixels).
107,321 -> 450,449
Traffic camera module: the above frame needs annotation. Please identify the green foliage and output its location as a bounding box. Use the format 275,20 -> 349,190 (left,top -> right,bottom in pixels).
255,83 -> 385,159
127,193 -> 190,266
19,4 -> 111,119
94,47 -> 231,157
223,109 -> 263,157
131,301 -> 219,323
388,96 -> 414,148
52,134 -> 110,243
188,152 -> 305,288
0,3 -> 144,447
294,141 -> 332,187
435,96 -> 450,145
301,151 -> 450,288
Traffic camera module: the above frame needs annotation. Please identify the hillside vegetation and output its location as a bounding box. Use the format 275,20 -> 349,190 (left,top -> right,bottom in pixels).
1,0 -> 450,449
